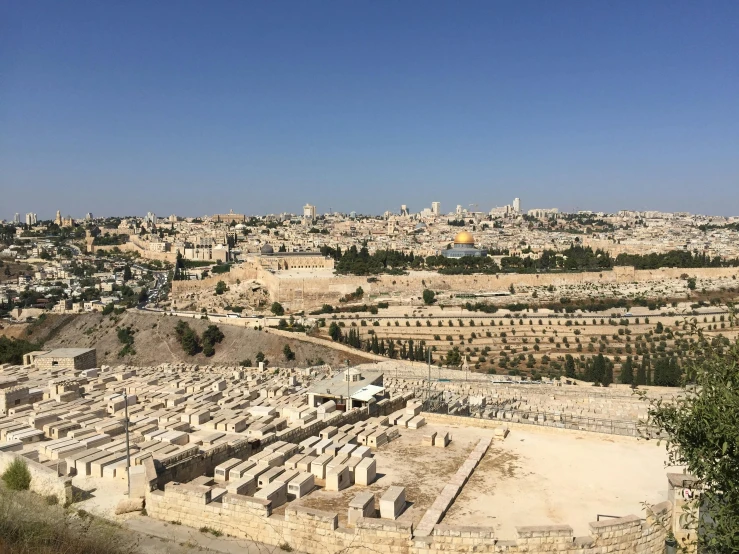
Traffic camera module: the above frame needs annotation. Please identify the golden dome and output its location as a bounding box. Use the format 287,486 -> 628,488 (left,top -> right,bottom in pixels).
453,231 -> 475,245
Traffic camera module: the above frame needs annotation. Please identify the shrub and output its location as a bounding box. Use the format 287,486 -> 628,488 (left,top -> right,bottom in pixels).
2,458 -> 31,491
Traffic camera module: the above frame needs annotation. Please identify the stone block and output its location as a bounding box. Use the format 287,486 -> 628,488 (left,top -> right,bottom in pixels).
434,432 -> 451,448
348,491 -> 375,525
213,458 -> 242,482
287,472 -> 314,499
257,466 -> 285,488
254,480 -> 287,508
422,431 -> 437,446
355,457 -> 376,486
310,453 -> 333,479
226,476 -> 257,496
325,464 -> 352,492
380,486 -> 405,520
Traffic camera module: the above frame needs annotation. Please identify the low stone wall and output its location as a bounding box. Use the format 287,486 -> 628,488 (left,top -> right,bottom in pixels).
0,451 -> 72,504
422,409 -> 646,437
145,482 -> 672,554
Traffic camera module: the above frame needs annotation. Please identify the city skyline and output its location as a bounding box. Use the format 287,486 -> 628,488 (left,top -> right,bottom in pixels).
2,1 -> 738,217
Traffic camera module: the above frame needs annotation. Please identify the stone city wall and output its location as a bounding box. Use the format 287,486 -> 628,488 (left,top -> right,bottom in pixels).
171,263 -> 259,295
145,481 -> 672,554
264,266 -> 739,311
0,451 -> 72,504
172,263 -> 739,311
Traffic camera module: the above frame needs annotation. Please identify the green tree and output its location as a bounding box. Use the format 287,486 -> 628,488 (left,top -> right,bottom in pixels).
215,281 -> 227,295
123,265 -> 132,281
445,346 -> 462,367
180,327 -> 200,356
102,303 -> 115,316
422,289 -> 436,305
271,302 -> 284,316
2,458 -> 31,491
283,344 -> 295,361
202,325 -> 224,345
564,354 -> 576,378
202,341 -> 215,357
328,322 -> 342,341
687,277 -> 697,290
592,354 -> 606,384
620,357 -> 634,385
641,323 -> 739,552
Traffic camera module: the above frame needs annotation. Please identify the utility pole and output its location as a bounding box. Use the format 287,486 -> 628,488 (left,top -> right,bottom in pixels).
346,359 -> 350,411
123,389 -> 131,497
427,347 -> 431,407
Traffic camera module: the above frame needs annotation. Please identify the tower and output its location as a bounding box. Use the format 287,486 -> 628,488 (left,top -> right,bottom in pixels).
55,210 -> 62,226
431,201 -> 441,216
513,198 -> 521,213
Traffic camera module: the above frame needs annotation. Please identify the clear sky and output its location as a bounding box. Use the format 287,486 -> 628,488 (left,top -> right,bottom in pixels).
2,1 -> 738,220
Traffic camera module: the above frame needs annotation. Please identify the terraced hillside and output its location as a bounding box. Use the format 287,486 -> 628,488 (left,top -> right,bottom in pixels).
314,309 -> 738,382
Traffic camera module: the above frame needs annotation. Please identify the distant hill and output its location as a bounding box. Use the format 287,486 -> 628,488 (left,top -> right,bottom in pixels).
2,311 -> 370,368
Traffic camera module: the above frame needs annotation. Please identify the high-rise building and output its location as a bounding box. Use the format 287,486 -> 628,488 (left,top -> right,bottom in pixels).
431,201 -> 441,215
400,205 -> 409,216
513,198 -> 521,213
303,204 -> 316,220
13,213 -> 20,224
144,212 -> 157,224
86,212 -> 93,221
25,213 -> 37,225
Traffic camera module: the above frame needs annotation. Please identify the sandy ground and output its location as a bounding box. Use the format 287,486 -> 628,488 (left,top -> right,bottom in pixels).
442,425 -> 672,536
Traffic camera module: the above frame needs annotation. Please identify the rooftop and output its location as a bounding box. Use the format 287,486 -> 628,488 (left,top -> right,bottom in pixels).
306,369 -> 383,398
37,348 -> 96,358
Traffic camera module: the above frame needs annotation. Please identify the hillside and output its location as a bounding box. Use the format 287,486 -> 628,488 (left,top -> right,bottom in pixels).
31,311 -> 370,367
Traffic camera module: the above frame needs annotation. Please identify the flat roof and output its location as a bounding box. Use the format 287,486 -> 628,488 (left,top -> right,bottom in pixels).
307,370 -> 383,398
37,348 -> 95,358
351,384 -> 384,402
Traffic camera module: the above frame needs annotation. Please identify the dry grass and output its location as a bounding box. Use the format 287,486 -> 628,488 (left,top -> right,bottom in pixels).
0,486 -> 139,554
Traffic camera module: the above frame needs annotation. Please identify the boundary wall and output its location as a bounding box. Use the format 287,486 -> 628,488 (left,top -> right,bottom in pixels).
145,482 -> 672,554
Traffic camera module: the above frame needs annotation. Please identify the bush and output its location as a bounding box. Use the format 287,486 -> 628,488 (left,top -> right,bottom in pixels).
2,458 -> 31,491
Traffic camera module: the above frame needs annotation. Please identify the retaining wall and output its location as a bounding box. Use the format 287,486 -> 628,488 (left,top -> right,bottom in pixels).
145,483 -> 672,554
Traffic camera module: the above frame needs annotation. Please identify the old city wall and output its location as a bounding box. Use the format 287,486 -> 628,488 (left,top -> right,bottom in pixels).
171,263 -> 260,295
91,240 -> 178,263
0,451 -> 72,504
269,266 -> 739,310
171,263 -> 739,309
145,482 -> 672,554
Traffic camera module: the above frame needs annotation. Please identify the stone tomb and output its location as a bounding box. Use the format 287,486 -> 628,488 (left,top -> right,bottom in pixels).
348,491 -> 376,525
380,486 -> 406,520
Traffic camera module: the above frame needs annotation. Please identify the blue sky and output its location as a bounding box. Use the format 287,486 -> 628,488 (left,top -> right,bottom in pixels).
2,1 -> 738,219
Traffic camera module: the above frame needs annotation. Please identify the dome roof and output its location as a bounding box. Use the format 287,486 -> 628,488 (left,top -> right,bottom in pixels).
453,231 -> 475,245
234,223 -> 246,230
260,243 -> 274,254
